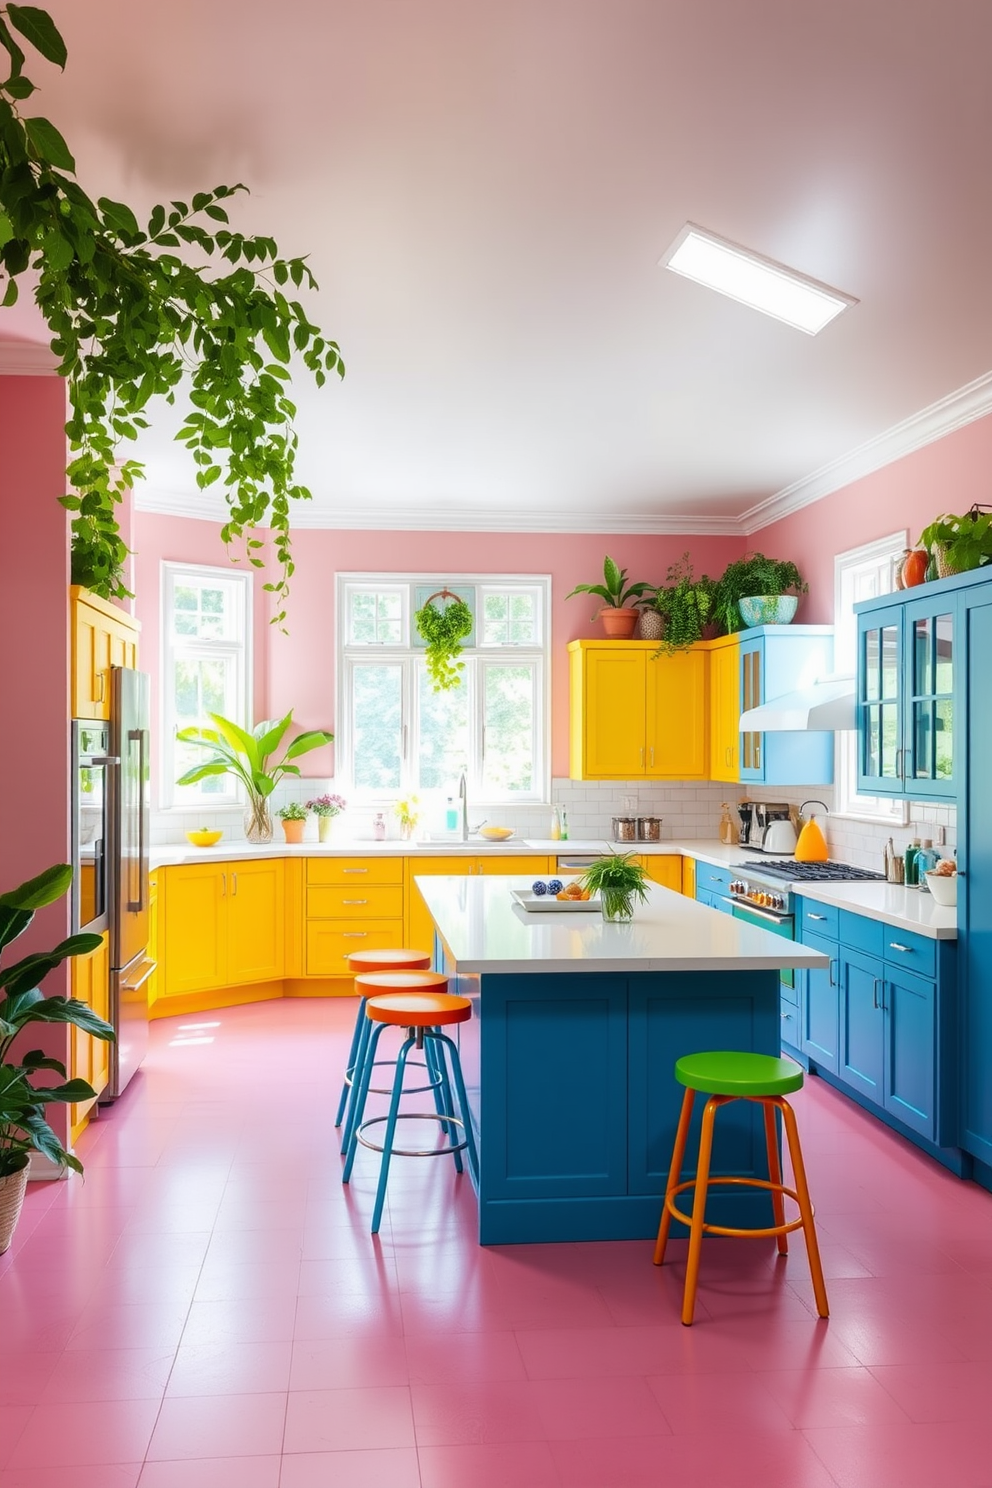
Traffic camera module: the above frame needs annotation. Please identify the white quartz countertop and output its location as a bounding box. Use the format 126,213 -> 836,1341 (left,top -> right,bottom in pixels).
416,875 -> 831,975
149,836 -> 956,940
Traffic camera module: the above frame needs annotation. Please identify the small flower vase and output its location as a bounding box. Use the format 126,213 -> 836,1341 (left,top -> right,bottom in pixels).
318,815 -> 335,843
244,795 -> 273,844
399,820 -> 415,842
601,888 -> 634,923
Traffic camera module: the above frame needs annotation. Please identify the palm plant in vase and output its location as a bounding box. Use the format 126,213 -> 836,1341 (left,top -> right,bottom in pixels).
177,711 -> 333,842
579,852 -> 650,923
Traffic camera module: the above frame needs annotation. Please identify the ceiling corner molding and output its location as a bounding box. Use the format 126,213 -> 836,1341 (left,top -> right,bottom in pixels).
740,368 -> 992,534
0,340 -> 58,375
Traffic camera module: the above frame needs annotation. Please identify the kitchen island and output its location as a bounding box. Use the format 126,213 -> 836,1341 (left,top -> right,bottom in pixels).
417,874 -> 830,1244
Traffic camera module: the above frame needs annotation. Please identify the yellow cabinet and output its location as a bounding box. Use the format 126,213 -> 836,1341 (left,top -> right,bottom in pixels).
705,635 -> 740,782
146,871 -> 160,1009
405,854 -> 550,954
681,856 -> 697,898
160,859 -> 285,999
70,586 -> 139,720
569,641 -> 708,781
70,931 -> 111,1139
639,855 -> 682,892
305,856 -> 405,976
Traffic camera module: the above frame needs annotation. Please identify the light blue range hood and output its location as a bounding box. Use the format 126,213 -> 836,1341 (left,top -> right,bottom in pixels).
738,676 -> 856,733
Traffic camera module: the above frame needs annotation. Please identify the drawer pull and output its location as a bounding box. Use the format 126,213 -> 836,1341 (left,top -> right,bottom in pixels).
342,932 -> 368,938
807,912 -> 827,921
342,868 -> 369,874
709,876 -> 723,883
342,899 -> 368,905
889,943 -> 913,954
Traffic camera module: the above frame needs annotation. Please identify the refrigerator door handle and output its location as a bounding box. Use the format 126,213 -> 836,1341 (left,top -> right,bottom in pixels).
127,728 -> 146,912
123,958 -> 157,993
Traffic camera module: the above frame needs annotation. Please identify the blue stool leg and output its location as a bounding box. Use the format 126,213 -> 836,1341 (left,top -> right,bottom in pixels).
342,1020 -> 388,1182
434,1029 -> 479,1184
335,997 -> 366,1129
370,1034 -> 415,1234
425,1030 -> 463,1174
340,1010 -> 374,1154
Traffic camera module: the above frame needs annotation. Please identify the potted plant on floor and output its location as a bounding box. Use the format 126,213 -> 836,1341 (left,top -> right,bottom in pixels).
579,852 -> 650,923
0,863 -> 115,1253
307,793 -> 347,844
176,711 -> 334,843
566,556 -> 653,639
276,802 -> 309,844
917,508 -> 992,579
713,553 -> 808,633
647,553 -> 718,652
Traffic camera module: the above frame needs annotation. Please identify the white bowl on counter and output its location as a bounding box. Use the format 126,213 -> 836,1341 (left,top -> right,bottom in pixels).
924,871 -> 957,907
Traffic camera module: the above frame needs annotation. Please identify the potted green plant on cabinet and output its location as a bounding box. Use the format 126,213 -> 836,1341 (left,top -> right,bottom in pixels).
177,711 -> 334,843
0,863 -> 115,1253
566,556 -> 653,639
276,801 -> 309,844
648,553 -> 718,651
579,852 -> 650,922
917,508 -> 992,578
713,553 -> 808,633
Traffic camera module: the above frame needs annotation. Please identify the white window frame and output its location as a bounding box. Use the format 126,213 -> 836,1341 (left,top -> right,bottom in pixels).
159,561 -> 252,810
336,572 -> 552,804
833,533 -> 909,824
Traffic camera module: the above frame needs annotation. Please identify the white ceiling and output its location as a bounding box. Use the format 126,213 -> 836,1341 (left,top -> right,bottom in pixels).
4,0 -> 992,531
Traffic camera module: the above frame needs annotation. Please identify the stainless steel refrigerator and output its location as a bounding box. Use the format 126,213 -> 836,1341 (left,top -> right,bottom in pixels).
105,666 -> 155,1100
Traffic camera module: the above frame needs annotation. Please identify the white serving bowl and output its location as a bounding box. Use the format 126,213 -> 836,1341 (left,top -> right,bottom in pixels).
924,871 -> 957,907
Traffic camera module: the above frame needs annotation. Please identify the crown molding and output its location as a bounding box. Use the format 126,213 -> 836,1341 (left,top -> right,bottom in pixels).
741,368 -> 992,533
0,340 -> 58,375
133,488 -> 744,535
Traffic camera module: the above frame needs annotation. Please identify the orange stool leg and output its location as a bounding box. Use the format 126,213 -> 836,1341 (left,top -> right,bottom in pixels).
778,1097 -> 829,1319
654,1086 -> 695,1266
681,1094 -> 721,1326
762,1100 -> 789,1256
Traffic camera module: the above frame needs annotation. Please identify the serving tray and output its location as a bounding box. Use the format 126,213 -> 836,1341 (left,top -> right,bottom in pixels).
511,889 -> 601,913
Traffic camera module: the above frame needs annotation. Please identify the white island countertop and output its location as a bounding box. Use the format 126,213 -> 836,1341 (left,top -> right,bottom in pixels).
417,875 -> 831,976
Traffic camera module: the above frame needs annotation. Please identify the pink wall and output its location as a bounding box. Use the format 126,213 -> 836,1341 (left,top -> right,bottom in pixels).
0,375 -> 72,1148
755,411 -> 992,621
133,515 -> 744,785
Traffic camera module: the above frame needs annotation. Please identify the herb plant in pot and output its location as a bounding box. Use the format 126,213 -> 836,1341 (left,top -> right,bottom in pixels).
579,852 -> 650,923
307,793 -> 347,843
917,508 -> 992,579
649,553 -> 717,652
415,591 -> 474,691
277,802 -> 309,844
566,557 -> 652,639
0,863 -> 116,1253
177,711 -> 334,843
713,554 -> 808,633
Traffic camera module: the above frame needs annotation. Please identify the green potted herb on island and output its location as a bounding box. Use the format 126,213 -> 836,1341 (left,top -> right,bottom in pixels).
579,852 -> 650,923
0,863 -> 116,1253
712,553 -> 808,633
176,711 -> 334,843
565,557 -> 653,640
276,802 -> 309,844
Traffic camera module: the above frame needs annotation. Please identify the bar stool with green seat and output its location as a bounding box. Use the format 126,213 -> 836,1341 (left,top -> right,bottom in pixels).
335,948 -> 433,1146
653,1050 -> 829,1326
342,978 -> 479,1233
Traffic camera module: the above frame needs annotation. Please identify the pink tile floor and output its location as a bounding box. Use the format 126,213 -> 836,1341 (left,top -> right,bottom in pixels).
3,998 -> 992,1487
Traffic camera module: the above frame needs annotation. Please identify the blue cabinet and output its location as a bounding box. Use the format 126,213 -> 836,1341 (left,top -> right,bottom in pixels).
800,928 -> 839,1073
856,588 -> 959,800
738,625 -> 834,786
960,587 -> 992,1168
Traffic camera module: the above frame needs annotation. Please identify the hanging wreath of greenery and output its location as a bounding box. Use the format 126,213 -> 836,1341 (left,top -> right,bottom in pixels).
414,592 -> 473,691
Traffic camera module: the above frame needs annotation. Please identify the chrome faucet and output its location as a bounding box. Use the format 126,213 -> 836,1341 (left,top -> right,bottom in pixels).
458,771 -> 469,842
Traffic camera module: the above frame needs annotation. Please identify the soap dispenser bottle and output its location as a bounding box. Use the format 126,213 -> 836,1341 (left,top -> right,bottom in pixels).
550,806 -> 561,842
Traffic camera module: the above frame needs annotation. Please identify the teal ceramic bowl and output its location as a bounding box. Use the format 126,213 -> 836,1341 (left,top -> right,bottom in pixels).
738,594 -> 798,627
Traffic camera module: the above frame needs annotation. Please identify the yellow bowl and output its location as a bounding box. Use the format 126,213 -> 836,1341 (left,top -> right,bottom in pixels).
186,829 -> 223,848
479,826 -> 515,841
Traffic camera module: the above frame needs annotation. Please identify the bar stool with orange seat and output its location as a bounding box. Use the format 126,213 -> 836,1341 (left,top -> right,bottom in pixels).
653,1050 -> 829,1326
335,948 -> 433,1146
342,973 -> 479,1233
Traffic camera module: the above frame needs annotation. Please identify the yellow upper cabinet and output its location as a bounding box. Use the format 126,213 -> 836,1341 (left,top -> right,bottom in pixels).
70,585 -> 139,719
569,641 -> 708,781
705,634 -> 741,782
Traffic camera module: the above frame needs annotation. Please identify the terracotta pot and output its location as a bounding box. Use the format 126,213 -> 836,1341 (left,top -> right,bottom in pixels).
281,818 -> 306,844
599,606 -> 639,639
901,548 -> 929,587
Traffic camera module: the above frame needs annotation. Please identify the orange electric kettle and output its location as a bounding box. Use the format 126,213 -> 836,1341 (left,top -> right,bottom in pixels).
795,800 -> 830,862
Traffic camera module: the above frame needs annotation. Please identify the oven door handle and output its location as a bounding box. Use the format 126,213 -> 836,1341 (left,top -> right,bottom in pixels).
732,900 -> 790,927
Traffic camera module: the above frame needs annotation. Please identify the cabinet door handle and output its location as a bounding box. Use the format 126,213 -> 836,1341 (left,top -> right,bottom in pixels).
649,746 -> 655,767
342,932 -> 368,938
342,898 -> 368,905
872,976 -> 884,1009
342,868 -> 369,874
640,746 -> 645,767
232,873 -> 237,896
754,738 -> 761,769
95,672 -> 105,703
725,746 -> 732,766
807,913 -> 827,921
895,747 -> 903,779
889,943 -> 912,954
220,873 -> 226,896
829,958 -> 837,987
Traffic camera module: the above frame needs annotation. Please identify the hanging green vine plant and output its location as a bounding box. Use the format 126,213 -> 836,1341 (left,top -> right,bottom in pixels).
415,591 -> 474,691
0,5 -> 343,621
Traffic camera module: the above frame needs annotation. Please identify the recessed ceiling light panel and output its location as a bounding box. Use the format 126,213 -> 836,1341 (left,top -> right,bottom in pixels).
661,224 -> 857,335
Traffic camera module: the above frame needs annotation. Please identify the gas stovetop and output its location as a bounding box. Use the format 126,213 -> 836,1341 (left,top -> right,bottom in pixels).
731,859 -> 886,882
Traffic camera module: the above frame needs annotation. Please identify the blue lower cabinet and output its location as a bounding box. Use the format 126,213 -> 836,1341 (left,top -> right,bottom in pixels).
800,929 -> 839,1073
884,966 -> 936,1139
839,949 -> 885,1104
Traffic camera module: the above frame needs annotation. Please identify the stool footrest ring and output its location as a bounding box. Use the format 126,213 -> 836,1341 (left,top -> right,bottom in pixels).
356,1110 -> 469,1159
664,1175 -> 808,1240
344,1054 -> 439,1099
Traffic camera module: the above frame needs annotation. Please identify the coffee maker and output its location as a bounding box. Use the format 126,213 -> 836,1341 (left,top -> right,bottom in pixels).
738,801 -> 795,852
737,801 -> 758,846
